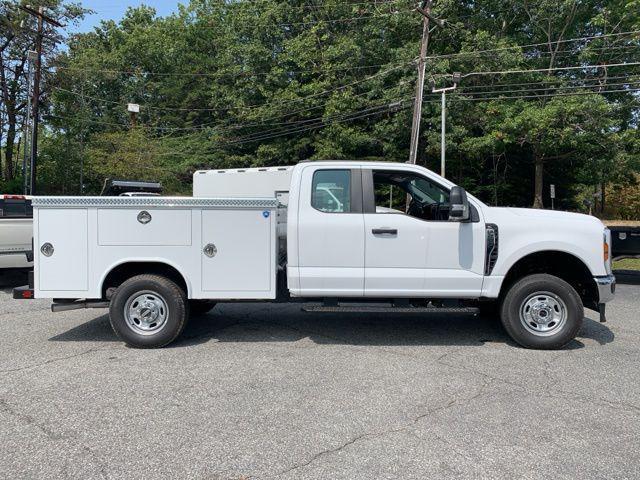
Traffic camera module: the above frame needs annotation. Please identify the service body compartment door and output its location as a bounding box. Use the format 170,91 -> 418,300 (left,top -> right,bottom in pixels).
37,208 -> 88,292
201,209 -> 274,295
98,208 -> 192,246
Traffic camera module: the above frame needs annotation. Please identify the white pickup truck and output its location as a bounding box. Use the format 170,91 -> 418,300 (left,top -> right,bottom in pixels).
14,161 -> 615,349
0,195 -> 33,269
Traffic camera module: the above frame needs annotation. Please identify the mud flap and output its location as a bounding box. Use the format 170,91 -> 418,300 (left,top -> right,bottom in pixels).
598,303 -> 607,323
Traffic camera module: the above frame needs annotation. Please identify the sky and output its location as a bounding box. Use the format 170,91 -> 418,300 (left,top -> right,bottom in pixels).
70,1 -> 180,33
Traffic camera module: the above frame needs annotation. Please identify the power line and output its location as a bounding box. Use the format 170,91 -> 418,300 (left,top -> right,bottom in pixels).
52,61 -> 414,116
458,79 -> 640,97
47,31 -> 639,81
223,101 -> 412,146
50,58 -> 415,78
457,74 -> 639,90
426,30 -> 640,60
455,61 -> 640,79
224,96 -> 412,143
454,87 -> 640,102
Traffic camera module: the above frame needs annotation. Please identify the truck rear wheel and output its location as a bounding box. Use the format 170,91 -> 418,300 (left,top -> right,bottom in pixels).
500,273 -> 584,349
109,274 -> 188,348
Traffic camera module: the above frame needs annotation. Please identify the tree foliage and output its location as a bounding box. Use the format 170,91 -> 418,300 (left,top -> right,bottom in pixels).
1,0 -> 638,215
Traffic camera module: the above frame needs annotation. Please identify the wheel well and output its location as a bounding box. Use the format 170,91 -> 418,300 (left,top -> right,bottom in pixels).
102,262 -> 188,299
500,251 -> 597,309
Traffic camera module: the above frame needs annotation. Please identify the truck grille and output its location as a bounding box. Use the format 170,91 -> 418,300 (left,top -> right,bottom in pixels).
485,224 -> 499,275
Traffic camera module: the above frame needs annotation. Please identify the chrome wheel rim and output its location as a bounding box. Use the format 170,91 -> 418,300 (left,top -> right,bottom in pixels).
519,291 -> 567,337
124,291 -> 169,336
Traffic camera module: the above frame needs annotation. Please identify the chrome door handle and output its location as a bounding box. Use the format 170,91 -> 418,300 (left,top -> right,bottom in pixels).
372,228 -> 398,235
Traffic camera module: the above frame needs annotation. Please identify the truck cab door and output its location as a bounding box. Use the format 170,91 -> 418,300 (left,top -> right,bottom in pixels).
362,168 -> 485,297
292,166 -> 365,296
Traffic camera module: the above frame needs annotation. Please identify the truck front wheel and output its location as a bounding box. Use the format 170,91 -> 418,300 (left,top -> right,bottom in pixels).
500,274 -> 584,349
109,274 -> 188,348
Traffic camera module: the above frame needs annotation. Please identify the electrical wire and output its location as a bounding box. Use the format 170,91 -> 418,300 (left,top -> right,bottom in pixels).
453,87 -> 640,102
52,78 -> 414,133
457,74 -> 639,90
52,61 -> 414,116
457,79 -> 640,97
49,58 -> 415,78
426,30 -> 640,60
224,96 -> 412,143
223,101 -> 412,146
454,61 -> 640,79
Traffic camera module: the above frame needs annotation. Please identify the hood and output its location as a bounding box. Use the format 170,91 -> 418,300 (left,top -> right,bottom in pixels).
496,207 -> 604,225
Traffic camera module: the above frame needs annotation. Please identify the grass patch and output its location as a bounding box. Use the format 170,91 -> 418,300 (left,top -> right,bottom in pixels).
613,258 -> 640,271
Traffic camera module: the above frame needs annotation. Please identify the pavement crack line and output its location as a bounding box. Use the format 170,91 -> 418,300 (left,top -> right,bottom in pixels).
270,379 -> 493,479
437,354 -> 640,415
0,397 -> 63,441
0,397 -> 110,478
0,346 -> 113,375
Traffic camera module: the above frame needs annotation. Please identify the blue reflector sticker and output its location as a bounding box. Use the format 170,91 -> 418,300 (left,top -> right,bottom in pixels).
263,211 -> 270,218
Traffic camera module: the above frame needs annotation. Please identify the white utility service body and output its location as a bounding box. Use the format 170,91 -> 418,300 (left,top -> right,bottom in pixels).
18,161 -> 615,349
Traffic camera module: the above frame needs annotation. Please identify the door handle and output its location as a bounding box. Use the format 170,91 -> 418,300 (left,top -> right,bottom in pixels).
372,228 -> 398,235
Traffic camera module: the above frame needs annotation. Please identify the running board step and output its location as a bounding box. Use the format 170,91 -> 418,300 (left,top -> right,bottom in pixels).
302,305 -> 478,314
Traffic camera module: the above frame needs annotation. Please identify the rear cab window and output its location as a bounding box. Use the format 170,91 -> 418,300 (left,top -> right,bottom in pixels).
311,170 -> 351,213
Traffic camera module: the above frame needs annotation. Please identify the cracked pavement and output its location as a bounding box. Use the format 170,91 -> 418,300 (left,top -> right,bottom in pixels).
0,270 -> 638,479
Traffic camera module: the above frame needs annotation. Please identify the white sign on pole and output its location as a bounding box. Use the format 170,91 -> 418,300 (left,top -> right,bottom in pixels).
127,103 -> 140,113
550,184 -> 556,199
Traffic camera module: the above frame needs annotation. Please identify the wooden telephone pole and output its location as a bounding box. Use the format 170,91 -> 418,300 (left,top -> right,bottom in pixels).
408,1 -> 443,165
20,5 -> 62,195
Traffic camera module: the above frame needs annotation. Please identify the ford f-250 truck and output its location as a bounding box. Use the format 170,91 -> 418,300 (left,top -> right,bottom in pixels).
14,161 -> 615,349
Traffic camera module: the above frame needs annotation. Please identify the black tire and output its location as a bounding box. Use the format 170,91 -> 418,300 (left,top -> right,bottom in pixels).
188,299 -> 217,317
500,273 -> 584,349
109,274 -> 188,348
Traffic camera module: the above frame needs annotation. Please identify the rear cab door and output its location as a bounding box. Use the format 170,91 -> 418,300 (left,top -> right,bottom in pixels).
291,165 -> 365,296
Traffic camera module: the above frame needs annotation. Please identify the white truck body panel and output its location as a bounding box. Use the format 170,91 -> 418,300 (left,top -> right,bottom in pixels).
193,166 -> 293,198
33,197 -> 277,300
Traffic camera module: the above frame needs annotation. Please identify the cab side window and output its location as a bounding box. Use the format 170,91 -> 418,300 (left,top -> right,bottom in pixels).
372,170 -> 450,221
311,170 -> 351,213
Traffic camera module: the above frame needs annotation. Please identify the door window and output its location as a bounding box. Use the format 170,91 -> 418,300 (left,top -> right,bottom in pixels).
311,170 -> 351,213
372,170 -> 450,221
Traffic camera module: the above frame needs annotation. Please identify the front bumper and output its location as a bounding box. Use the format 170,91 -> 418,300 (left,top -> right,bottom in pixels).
594,275 -> 616,304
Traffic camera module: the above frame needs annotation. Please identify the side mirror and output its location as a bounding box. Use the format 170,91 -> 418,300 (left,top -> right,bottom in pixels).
448,186 -> 470,222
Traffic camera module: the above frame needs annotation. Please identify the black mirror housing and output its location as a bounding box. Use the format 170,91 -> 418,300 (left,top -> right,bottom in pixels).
449,186 -> 470,222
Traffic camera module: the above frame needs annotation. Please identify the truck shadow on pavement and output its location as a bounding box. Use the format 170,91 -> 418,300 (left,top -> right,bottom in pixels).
49,303 -> 614,349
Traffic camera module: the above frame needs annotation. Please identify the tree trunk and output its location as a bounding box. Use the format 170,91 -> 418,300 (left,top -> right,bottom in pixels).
533,156 -> 544,208
4,121 -> 16,181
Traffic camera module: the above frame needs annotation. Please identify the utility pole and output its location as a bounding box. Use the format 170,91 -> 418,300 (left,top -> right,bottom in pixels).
20,5 -> 63,195
431,72 -> 460,178
408,1 -> 443,165
22,50 -> 36,195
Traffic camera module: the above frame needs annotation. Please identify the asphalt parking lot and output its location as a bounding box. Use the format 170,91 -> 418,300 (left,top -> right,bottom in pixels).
0,271 -> 638,480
